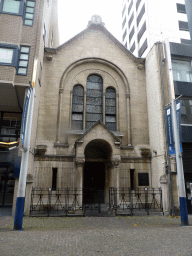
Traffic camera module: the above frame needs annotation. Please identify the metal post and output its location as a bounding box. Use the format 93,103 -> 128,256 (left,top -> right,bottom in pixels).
13,87 -> 35,230
171,99 -> 188,225
164,39 -> 188,225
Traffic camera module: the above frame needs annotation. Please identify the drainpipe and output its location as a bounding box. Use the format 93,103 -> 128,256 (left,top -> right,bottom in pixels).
158,42 -> 175,216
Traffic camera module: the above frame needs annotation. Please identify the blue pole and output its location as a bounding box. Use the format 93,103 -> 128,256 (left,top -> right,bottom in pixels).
14,87 -> 35,230
171,99 -> 188,225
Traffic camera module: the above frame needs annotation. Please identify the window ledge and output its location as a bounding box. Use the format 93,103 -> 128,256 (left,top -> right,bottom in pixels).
67,129 -> 124,137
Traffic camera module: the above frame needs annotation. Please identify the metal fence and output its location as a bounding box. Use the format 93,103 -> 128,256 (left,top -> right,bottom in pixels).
30,188 -> 83,216
109,187 -> 163,215
30,187 -> 163,217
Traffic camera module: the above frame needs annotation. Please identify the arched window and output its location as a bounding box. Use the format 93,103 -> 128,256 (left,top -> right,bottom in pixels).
105,87 -> 116,131
71,85 -> 84,130
86,75 -> 103,129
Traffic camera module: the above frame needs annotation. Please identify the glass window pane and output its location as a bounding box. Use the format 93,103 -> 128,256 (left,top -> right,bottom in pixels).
72,96 -> 83,104
105,123 -> 116,131
172,60 -> 192,82
72,104 -> 83,113
20,54 -> 29,60
87,82 -> 102,90
72,114 -> 83,121
3,0 -> 20,14
19,60 -> 28,67
86,90 -> 102,97
86,113 -> 102,122
0,48 -> 13,63
18,68 -> 27,74
26,7 -> 34,13
71,120 -> 83,130
86,105 -> 102,113
27,1 -> 35,7
87,75 -> 102,83
24,19 -> 33,25
25,13 -> 34,19
20,47 -> 30,53
106,116 -> 116,122
73,85 -> 84,96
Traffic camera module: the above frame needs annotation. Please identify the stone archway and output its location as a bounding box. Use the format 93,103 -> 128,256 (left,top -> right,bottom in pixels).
83,139 -> 112,204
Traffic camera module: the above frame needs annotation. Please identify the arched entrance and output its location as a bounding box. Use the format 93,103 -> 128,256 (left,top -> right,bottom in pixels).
83,139 -> 112,204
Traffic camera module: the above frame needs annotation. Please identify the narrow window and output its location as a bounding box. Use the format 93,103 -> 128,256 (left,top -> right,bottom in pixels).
52,168 -> 57,190
24,0 -> 35,26
86,75 -> 103,129
130,169 -> 135,190
17,46 -> 30,75
105,87 -> 116,131
72,85 -> 84,130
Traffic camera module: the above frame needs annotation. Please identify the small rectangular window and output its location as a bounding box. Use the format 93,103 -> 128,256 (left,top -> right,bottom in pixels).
24,0 -> 35,26
177,3 -> 186,14
138,173 -> 149,186
52,168 -> 57,191
179,21 -> 189,31
0,44 -> 19,66
17,46 -> 30,75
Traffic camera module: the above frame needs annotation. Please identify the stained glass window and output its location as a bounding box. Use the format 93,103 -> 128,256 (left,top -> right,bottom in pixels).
105,87 -> 116,131
71,85 -> 84,130
86,75 -> 103,129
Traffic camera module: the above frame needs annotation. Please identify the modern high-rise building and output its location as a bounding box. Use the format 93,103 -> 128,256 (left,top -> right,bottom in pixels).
0,0 -> 59,209
122,0 -> 192,57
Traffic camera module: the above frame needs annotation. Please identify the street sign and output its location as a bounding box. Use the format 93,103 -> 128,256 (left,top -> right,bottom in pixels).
166,106 -> 175,155
21,87 -> 31,146
176,101 -> 183,153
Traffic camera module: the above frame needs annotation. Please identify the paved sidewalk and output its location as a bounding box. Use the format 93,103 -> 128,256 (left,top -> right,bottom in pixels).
0,216 -> 192,256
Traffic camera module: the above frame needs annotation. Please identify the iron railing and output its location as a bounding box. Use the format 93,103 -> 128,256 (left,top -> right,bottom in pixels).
30,187 -> 83,216
109,187 -> 163,215
30,187 -> 163,216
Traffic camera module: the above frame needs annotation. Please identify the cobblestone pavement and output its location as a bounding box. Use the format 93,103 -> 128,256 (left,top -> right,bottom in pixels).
0,216 -> 192,256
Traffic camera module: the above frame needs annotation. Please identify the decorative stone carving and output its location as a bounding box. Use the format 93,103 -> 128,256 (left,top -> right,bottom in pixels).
111,155 -> 121,167
88,15 -> 105,27
59,88 -> 64,94
137,64 -> 144,70
35,145 -> 47,155
75,157 -> 85,167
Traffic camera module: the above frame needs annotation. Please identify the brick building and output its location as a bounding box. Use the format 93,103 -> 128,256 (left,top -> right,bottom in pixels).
0,0 -> 59,210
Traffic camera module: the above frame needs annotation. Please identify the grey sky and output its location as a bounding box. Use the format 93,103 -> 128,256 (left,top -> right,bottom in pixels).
58,0 -> 123,45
